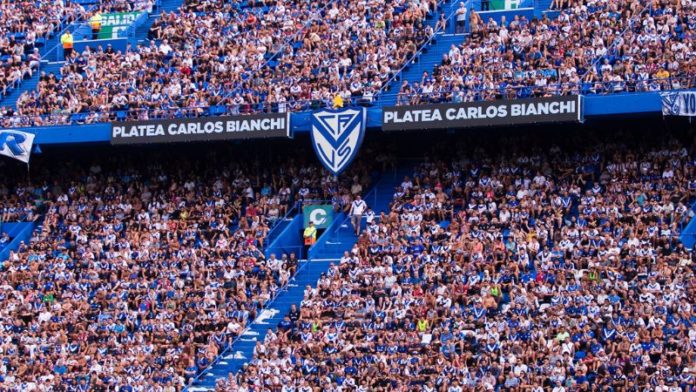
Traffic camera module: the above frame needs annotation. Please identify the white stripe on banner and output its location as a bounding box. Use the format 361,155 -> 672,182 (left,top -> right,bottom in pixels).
0,129 -> 34,164
660,90 -> 696,117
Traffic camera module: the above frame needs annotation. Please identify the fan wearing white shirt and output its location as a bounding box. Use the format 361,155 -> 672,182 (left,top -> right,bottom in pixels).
349,195 -> 367,235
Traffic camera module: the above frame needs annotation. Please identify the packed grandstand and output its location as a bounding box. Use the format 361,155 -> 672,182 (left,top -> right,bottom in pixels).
0,0 -> 689,127
0,0 -> 694,390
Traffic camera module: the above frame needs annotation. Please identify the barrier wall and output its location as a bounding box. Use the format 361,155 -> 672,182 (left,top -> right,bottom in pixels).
477,7 -> 535,24
74,38 -> 129,54
264,215 -> 304,259
308,212 -> 347,259
15,91 -> 685,145
0,222 -> 35,265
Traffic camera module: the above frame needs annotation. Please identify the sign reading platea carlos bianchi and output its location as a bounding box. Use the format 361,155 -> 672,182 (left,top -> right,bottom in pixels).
111,112 -> 291,144
382,96 -> 583,131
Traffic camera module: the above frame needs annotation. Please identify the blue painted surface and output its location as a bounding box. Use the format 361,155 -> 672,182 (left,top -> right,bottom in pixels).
0,222 -> 36,264
188,260 -> 332,390
264,215 -> 304,259
23,123 -> 111,144
381,35 -> 463,106
679,202 -> 696,249
583,92 -> 663,116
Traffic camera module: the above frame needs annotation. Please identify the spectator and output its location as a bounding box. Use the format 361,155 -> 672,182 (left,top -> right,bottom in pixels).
349,194 -> 367,235
228,127 -> 696,392
60,30 -> 73,59
455,2 -> 468,33
89,11 -> 103,40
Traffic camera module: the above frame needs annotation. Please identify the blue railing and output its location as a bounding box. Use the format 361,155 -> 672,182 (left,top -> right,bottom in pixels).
4,75 -> 691,128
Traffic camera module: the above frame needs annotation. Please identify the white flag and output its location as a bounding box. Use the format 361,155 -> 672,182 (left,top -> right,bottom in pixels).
0,130 -> 35,163
660,91 -> 696,117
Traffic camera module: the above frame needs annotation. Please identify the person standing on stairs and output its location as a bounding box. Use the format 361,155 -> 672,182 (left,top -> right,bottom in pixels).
60,30 -> 74,59
455,2 -> 467,33
90,11 -> 103,40
349,194 -> 367,235
303,221 -> 317,256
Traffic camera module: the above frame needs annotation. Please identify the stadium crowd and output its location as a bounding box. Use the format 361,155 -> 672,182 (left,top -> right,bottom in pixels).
223,130 -> 696,391
1,0 -> 437,127
0,0 -> 156,102
0,0 -> 83,98
396,0 -> 695,104
0,0 -> 691,125
0,144 -> 376,390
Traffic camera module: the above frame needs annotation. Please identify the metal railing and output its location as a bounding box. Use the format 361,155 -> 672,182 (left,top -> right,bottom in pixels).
3,75 -> 692,127
391,76 -> 695,106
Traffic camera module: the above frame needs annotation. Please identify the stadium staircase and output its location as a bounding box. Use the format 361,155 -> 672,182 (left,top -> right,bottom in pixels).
2,63 -> 64,109
378,0 -> 465,106
188,260 -> 332,391
309,165 -> 415,260
0,0 -> 181,110
188,165 -> 413,390
380,34 -> 464,106
379,0 -> 558,106
135,0 -> 185,44
0,221 -> 37,264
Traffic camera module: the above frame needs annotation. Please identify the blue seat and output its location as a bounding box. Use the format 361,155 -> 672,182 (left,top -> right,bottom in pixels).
71,113 -> 88,122
116,111 -> 127,121
210,105 -> 226,116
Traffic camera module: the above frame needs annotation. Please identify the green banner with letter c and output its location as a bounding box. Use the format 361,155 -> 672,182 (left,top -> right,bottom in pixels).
303,205 -> 334,229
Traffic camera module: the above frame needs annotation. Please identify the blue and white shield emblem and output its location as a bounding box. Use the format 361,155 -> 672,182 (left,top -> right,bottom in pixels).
311,107 -> 366,176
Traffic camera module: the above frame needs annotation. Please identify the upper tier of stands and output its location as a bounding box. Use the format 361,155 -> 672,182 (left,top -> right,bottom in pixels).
397,0 -> 695,104
0,0 -> 689,127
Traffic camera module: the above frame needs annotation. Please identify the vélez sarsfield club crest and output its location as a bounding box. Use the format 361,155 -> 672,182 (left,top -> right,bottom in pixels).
310,107 -> 366,176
